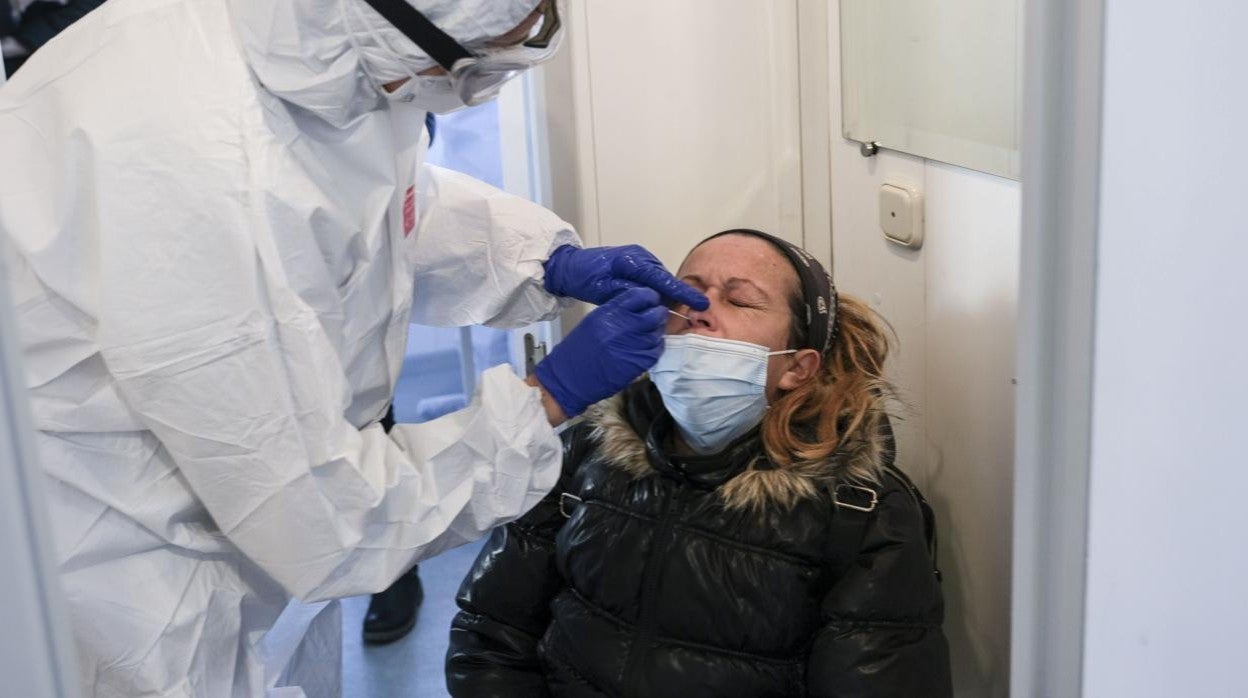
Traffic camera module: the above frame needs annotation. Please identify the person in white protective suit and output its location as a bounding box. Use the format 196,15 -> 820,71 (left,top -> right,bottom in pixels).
0,0 -> 710,696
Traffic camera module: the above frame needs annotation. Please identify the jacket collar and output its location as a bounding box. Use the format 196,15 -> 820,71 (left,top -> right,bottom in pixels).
585,379 -> 894,511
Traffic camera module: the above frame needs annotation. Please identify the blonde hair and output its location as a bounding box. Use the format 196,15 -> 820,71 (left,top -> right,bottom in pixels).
760,294 -> 896,480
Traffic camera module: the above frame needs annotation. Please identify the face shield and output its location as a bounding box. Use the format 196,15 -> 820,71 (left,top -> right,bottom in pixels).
360,0 -> 564,107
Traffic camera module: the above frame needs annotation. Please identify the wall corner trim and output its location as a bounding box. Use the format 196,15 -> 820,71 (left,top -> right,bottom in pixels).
1010,0 -> 1106,695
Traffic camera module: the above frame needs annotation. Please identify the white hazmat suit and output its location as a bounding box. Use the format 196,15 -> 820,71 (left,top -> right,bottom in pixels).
0,0 -> 572,695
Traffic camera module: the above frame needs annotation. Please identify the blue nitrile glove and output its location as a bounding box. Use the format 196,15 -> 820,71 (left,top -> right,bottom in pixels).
543,244 -> 709,310
533,287 -> 669,417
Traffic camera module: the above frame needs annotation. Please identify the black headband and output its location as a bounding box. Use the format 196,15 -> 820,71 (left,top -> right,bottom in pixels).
703,229 -> 839,355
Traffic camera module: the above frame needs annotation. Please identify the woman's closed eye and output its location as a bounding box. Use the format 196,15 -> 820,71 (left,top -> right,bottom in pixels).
728,295 -> 765,309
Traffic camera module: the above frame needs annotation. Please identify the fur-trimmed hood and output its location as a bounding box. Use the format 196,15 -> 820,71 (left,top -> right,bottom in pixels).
581,382 -> 895,512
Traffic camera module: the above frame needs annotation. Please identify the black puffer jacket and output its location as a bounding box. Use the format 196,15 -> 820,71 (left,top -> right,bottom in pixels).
446,380 -> 952,697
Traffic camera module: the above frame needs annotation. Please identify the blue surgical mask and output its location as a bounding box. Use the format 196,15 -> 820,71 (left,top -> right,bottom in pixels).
650,334 -> 796,455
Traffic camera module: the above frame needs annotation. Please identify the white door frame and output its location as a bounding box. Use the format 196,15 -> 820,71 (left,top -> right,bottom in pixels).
497,73 -> 563,362
795,0 -> 833,267
1010,0 -> 1106,694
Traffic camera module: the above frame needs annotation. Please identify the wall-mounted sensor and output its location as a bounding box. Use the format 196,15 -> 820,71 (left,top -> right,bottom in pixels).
879,183 -> 924,249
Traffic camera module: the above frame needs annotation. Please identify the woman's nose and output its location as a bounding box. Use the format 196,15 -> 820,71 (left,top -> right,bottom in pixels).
684,305 -> 715,330
672,289 -> 719,331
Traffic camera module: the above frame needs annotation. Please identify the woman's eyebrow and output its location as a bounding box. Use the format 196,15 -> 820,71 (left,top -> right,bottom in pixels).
680,274 -> 769,299
725,277 -> 770,299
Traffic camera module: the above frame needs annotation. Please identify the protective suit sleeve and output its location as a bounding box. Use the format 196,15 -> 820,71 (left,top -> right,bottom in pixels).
96,173 -> 562,600
107,320 -> 562,602
409,162 -> 581,329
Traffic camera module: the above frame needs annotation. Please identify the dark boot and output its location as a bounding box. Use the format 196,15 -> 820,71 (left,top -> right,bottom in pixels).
362,566 -> 423,645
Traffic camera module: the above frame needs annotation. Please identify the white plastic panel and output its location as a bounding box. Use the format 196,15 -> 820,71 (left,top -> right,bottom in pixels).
1082,2 -> 1248,695
570,0 -> 804,270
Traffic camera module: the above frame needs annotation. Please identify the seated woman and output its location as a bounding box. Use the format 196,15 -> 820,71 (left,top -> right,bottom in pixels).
445,229 -> 952,697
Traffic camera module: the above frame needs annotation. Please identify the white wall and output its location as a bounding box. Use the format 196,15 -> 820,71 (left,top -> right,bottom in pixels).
828,5 -> 1020,696
1082,1 -> 1248,695
543,0 -> 805,267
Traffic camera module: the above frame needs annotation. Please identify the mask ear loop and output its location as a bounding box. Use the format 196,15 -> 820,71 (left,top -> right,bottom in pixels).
339,0 -> 424,100
765,347 -> 816,410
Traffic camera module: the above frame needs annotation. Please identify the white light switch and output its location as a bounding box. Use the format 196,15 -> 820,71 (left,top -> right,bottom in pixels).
879,183 -> 924,249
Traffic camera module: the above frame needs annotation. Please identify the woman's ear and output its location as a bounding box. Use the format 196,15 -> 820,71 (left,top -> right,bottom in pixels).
777,349 -> 822,391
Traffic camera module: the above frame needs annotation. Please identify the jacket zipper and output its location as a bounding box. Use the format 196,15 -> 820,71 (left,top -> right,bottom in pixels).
621,485 -> 681,694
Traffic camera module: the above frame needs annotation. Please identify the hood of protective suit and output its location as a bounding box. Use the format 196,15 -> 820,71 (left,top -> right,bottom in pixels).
227,0 -> 541,126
